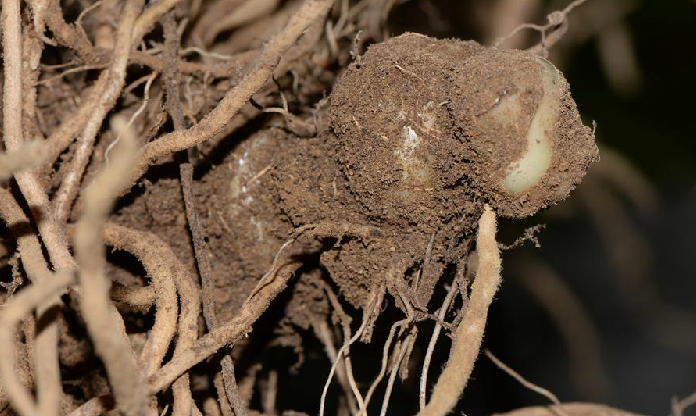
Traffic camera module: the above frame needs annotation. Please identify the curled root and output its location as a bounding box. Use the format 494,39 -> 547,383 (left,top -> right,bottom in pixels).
102,223 -> 179,378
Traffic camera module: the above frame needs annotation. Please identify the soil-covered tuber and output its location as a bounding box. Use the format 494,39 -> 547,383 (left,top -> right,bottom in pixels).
330,33 -> 598,220
179,33 -> 598,319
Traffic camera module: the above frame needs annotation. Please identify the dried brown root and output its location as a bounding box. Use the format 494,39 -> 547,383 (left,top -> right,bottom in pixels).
214,372 -> 234,416
66,395 -> 114,416
316,282 -> 364,414
0,187 -> 67,416
485,0 -> 540,48
132,0 -> 184,44
319,284 -> 386,416
417,205 -> 501,416
0,189 -> 52,284
199,0 -> 280,46
149,223 -> 324,394
43,72 -> 109,167
39,0 -> 95,62
74,117 -> 147,416
125,0 -> 336,192
260,370 -> 278,415
101,223 -> 178,377
3,0 -> 75,273
163,201 -> 203,416
69,218 -> 202,416
162,11 -> 247,413
182,159 -> 246,416
53,0 -> 144,223
313,320 -> 359,415
0,271 -> 73,416
192,0 -> 247,42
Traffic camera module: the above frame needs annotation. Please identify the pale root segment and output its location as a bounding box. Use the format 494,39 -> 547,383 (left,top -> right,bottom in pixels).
417,205 -> 501,416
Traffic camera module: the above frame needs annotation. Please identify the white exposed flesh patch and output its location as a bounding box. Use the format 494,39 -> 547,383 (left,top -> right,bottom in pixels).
394,126 -> 429,183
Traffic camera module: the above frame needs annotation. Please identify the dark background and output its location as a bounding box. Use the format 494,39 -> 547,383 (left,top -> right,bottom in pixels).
384,0 -> 696,414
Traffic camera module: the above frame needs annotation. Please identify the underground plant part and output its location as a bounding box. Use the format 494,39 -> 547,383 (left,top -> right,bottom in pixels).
121,32 -> 598,382
0,0 -> 608,413
188,33 -> 598,317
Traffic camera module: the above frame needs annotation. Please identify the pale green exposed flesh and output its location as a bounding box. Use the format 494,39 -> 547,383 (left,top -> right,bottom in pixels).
502,57 -> 560,195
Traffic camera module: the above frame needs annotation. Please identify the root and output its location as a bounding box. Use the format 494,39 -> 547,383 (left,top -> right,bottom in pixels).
318,282 -> 363,413
492,403 -> 644,416
3,0 -> 75,273
319,283 -> 385,416
53,0 -> 144,222
0,1 -> 610,415
66,395 -> 114,416
214,372 -> 234,416
417,205 -> 501,416
43,72 -> 109,167
169,240 -> 201,416
0,188 -> 64,416
511,254 -> 611,399
110,285 -> 156,310
74,117 -> 147,416
0,140 -> 50,180
160,14 -> 209,416
359,317 -> 410,415
165,9 -> 249,411
126,0 -> 336,192
419,279 -> 460,410
495,0 -> 590,56
484,350 -> 567,416
378,327 -> 417,416
313,321 -> 359,415
200,0 -> 280,46
97,221 -> 201,416
102,224 -> 178,377
0,271 -> 73,416
149,223 -> 324,394
671,390 -> 696,416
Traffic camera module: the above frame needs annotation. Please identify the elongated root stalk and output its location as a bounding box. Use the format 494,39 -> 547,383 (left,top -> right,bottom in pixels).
417,205 -> 501,416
